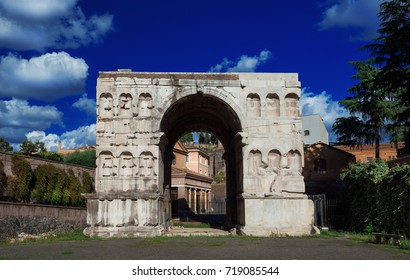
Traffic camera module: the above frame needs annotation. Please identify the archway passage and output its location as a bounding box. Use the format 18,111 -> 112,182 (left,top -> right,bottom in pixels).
160,93 -> 243,228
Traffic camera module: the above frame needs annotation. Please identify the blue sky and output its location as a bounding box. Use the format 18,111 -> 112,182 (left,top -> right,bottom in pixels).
0,0 -> 383,150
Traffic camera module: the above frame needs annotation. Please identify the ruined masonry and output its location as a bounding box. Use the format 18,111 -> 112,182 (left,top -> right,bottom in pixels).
83,70 -> 314,237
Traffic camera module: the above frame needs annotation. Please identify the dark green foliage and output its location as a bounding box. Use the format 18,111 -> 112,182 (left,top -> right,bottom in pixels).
332,116 -> 372,147
333,61 -> 396,158
180,133 -> 193,144
63,150 -> 96,168
334,1 -> 410,154
363,0 -> 410,153
37,151 -> 64,162
342,161 -> 410,234
19,140 -> 46,156
32,164 -> 63,204
213,171 -> 226,183
31,164 -> 92,207
198,132 -> 205,144
6,156 -> 34,202
0,137 -> 13,152
66,169 -> 82,206
0,160 -> 6,195
82,171 -> 94,193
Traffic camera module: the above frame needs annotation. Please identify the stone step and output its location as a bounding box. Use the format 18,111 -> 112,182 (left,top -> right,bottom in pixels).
164,227 -> 231,237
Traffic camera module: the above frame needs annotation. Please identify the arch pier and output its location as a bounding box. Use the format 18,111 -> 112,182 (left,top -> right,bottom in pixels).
84,71 -> 314,237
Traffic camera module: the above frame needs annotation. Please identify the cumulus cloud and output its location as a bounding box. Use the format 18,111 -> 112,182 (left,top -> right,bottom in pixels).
26,124 -> 96,152
300,88 -> 349,142
0,0 -> 113,51
0,51 -> 88,101
209,50 -> 272,72
318,0 -> 381,40
73,93 -> 96,116
0,98 -> 63,144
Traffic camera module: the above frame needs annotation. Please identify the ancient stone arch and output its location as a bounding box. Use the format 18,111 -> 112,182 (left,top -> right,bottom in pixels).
84,71 -> 314,237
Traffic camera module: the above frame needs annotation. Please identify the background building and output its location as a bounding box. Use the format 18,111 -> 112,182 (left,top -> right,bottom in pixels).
171,141 -> 213,217
334,142 -> 404,162
301,115 -> 329,145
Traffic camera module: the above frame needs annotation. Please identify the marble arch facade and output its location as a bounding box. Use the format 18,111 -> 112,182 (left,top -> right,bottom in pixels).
84,70 -> 314,237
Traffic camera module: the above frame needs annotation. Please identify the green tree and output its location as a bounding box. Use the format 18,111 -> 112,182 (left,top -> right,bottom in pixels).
32,164 -> 61,204
333,61 -> 395,159
82,171 -> 94,193
63,150 -> 96,168
332,116 -> 369,147
0,137 -> 13,152
6,156 -> 34,202
19,140 -> 47,156
180,133 -> 193,144
198,132 -> 205,144
364,0 -> 410,153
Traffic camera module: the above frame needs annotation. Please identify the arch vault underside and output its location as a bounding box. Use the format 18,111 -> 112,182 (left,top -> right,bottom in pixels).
84,71 -> 314,237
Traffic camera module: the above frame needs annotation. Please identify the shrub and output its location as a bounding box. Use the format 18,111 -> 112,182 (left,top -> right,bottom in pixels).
0,160 -> 6,195
6,156 -> 34,202
64,150 -> 96,168
342,160 -> 410,234
37,151 -> 64,162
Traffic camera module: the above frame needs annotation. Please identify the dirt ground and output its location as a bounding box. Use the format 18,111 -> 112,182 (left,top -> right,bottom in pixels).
0,236 -> 409,260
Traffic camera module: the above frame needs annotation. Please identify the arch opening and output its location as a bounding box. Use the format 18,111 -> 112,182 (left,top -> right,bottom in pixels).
160,93 -> 243,228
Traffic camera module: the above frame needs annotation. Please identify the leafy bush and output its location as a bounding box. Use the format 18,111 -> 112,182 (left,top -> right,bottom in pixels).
213,171 -> 226,183
342,160 -> 410,235
82,171 -> 94,193
32,164 -> 92,207
0,159 -> 6,195
5,156 -> 34,202
63,150 -> 96,168
37,152 -> 64,162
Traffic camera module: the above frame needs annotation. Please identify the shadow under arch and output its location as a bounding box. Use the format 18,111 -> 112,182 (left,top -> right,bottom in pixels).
160,92 -> 244,228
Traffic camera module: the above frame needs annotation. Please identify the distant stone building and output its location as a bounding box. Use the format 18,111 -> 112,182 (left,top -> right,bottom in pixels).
301,115 -> 328,145
303,142 -> 355,199
334,142 -> 404,162
171,141 -> 213,217
57,141 -> 95,155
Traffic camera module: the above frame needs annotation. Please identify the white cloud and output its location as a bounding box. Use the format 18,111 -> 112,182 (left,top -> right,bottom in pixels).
0,51 -> 88,100
318,0 -> 382,40
60,124 -> 96,149
300,88 -> 349,142
26,124 -> 96,152
0,0 -> 77,21
0,0 -> 113,51
0,98 -> 63,144
209,50 -> 272,72
25,130 -> 60,151
73,93 -> 96,116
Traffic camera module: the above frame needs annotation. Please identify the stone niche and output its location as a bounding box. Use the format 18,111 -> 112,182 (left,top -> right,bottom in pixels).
83,71 -> 314,237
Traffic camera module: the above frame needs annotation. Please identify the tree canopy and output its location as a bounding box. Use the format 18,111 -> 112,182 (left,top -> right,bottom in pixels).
333,0 -> 410,156
0,137 -> 13,153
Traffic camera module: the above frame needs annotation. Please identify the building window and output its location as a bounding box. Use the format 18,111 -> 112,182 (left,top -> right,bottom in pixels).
186,155 -> 189,162
304,130 -> 310,136
314,158 -> 327,173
